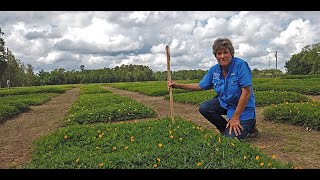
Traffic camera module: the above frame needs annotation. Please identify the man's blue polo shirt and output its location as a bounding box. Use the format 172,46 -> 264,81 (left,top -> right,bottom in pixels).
199,57 -> 256,121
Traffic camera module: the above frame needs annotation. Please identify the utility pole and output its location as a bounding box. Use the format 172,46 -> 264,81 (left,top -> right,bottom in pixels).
7,48 -> 10,89
268,55 -> 270,70
275,51 -> 278,70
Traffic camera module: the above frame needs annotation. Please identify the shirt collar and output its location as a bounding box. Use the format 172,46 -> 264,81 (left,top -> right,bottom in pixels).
218,57 -> 234,72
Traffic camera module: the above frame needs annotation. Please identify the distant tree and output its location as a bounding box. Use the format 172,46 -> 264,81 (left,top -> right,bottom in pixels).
37,69 -> 48,85
80,65 -> 85,71
251,68 -> 260,77
285,42 -> 320,75
25,64 -> 36,86
285,53 -> 311,75
0,28 -> 7,87
49,68 -> 66,85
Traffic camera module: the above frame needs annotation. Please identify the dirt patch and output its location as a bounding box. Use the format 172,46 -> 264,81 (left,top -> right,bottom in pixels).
0,88 -> 80,169
104,86 -> 320,169
306,95 -> 320,102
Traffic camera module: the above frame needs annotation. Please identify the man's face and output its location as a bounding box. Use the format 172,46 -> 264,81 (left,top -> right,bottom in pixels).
215,48 -> 232,68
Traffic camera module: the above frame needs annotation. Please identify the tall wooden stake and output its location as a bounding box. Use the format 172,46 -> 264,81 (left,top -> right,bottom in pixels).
166,46 -> 174,123
7,48 -> 10,89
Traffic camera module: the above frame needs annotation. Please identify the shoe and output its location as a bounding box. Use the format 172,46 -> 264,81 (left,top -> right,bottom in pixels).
247,126 -> 259,138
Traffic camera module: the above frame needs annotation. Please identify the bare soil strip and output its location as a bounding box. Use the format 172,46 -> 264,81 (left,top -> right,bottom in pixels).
0,88 -> 80,169
103,86 -> 320,169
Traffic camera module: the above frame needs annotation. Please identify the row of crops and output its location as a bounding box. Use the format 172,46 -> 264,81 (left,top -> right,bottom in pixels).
0,85 -> 74,122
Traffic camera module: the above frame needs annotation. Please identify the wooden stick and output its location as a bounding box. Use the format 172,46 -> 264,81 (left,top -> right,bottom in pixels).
166,46 -> 174,123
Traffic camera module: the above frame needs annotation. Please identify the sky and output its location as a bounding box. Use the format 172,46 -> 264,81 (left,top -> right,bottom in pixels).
1,11 -> 320,73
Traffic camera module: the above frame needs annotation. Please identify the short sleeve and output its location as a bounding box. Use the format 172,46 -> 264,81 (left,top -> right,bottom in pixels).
237,62 -> 252,88
199,67 -> 214,90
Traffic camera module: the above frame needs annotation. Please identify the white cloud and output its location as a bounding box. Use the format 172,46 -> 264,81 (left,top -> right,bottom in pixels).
193,17 -> 227,39
129,11 -> 150,23
37,51 -> 62,64
150,43 -> 167,54
1,11 -> 320,73
272,18 -> 315,53
237,43 -> 259,57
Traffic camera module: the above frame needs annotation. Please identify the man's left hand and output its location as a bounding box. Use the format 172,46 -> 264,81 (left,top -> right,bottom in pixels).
226,118 -> 243,136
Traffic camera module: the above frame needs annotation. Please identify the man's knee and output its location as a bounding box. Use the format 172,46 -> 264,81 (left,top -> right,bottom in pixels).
222,130 -> 248,140
199,103 -> 209,114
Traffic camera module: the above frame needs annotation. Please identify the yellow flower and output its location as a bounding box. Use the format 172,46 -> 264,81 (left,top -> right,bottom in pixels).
230,143 -> 235,146
112,146 -> 117,151
218,137 -> 221,143
157,157 -> 161,162
260,162 -> 264,167
98,134 -> 103,138
169,135 -> 174,139
294,166 -> 302,169
158,143 -> 163,148
255,156 -> 260,160
75,159 -> 80,164
243,156 -> 247,160
97,130 -> 101,133
268,163 -> 272,167
124,146 -> 129,150
196,162 -> 202,167
98,162 -> 104,167
64,135 -> 68,140
169,130 -> 172,134
153,164 -> 158,168
272,155 -> 277,160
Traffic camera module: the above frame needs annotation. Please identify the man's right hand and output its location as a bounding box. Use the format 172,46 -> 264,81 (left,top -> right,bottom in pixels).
167,81 -> 176,90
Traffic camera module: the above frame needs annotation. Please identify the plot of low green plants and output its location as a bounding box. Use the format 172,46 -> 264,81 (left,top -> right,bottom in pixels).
80,84 -> 112,94
263,102 -> 320,131
164,90 -> 309,106
279,74 -> 320,79
252,77 -> 278,85
106,80 -> 196,96
254,91 -> 310,106
0,85 -> 73,97
64,93 -> 156,125
0,93 -> 60,122
25,117 -> 292,169
253,78 -> 320,95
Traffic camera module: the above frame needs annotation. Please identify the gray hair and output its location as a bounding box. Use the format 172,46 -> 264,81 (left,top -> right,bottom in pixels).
212,38 -> 235,57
